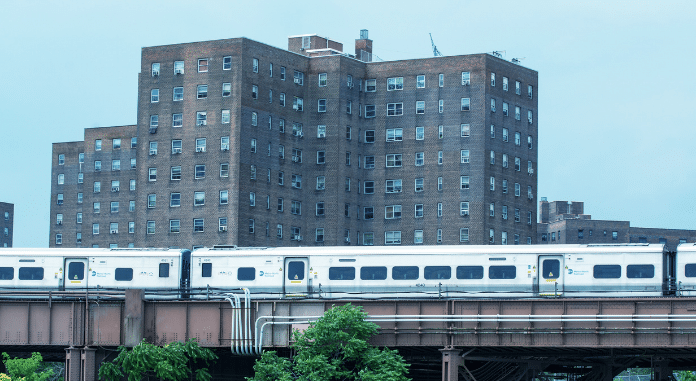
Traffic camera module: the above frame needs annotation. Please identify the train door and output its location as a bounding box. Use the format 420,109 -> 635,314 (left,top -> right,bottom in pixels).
537,255 -> 564,296
64,258 -> 88,289
284,257 -> 309,296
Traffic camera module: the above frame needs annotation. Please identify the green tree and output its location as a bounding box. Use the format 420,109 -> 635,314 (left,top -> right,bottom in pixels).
675,371 -> 696,381
98,339 -> 218,381
1,352 -> 55,381
248,304 -> 410,381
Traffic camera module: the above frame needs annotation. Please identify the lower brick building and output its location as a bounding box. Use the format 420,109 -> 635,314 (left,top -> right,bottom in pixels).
537,199 -> 696,251
0,202 -> 13,247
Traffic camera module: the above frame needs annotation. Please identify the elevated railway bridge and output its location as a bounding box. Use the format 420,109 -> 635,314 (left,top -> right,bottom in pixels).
2,289 -> 696,381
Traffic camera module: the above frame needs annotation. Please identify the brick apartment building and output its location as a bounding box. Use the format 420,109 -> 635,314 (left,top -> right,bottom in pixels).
0,202 -> 13,247
537,199 -> 696,251
49,31 -> 538,249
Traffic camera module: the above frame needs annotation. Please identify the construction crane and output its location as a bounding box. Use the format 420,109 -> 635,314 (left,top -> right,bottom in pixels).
429,33 -> 443,57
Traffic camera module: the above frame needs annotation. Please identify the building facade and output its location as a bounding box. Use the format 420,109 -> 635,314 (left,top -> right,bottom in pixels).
0,202 -> 13,247
537,199 -> 696,251
50,31 -> 538,249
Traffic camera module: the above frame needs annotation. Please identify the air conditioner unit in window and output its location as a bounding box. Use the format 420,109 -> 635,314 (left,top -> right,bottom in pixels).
149,150 -> 157,155
292,157 -> 299,162
197,121 -> 206,126
219,226 -> 227,232
196,147 -> 205,153
292,104 -> 298,110
76,239 -> 82,244
221,147 -> 229,152
112,187 -> 119,192
57,221 -> 62,225
173,148 -> 182,154
348,83 -> 354,89
462,211 -> 470,216
298,132 -> 303,138
528,119 -> 533,124
463,81 -> 470,86
529,169 -> 534,175
528,195 -> 534,200
344,237 -> 350,243
293,235 -> 302,241
294,78 -> 301,84
491,106 -> 496,112
149,128 -> 157,134
153,72 -> 159,77
110,229 -> 118,234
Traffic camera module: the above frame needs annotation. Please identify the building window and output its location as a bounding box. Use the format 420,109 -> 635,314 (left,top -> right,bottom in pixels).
503,76 -> 508,91
173,87 -> 183,101
461,98 -> 470,111
147,194 -> 156,209
489,203 -> 495,217
95,139 -> 102,151
346,100 -> 352,114
57,174 -> 64,185
490,176 -> 495,191
503,102 -> 509,116
346,126 -> 352,140
277,198 -> 284,212
461,124 -> 470,137
130,158 -> 136,169
515,208 -> 521,222
387,103 -> 403,116
415,126 -> 424,140
385,205 -> 402,219
515,106 -> 521,120
503,128 -> 509,142
291,200 -> 301,215
174,61 -> 184,74
169,220 -> 180,234
195,164 -> 206,179
197,85 -> 207,99
150,88 -> 159,103
345,152 -> 351,166
170,193 -> 181,207
293,70 -> 304,85
293,96 -> 303,111
460,176 -> 469,189
416,101 -> 425,114
460,201 -> 470,216
93,181 -> 101,193
151,62 -> 160,76
385,231 -> 402,245
194,219 -> 204,233
460,228 -> 470,242
317,99 -> 327,112
365,79 -> 376,92
461,72 -> 470,85
252,58 -> 259,73
193,191 -> 204,206
386,179 -> 402,193
386,128 -> 403,142
365,104 -> 376,118
415,204 -> 424,218
93,202 -> 100,213
387,77 -> 403,91
195,138 -> 206,153
438,176 -> 443,190
502,206 -> 508,220
386,154 -> 402,167
364,155 -> 375,169
491,98 -> 496,112
415,152 -> 424,166
364,130 -> 375,143
148,167 -> 157,181
249,192 -> 255,207
612,231 -> 618,240
363,207 -> 374,220
515,157 -> 521,171
515,183 -> 521,197
502,232 -> 508,245
196,111 -> 207,126
316,202 -> 325,216
461,150 -> 470,164
316,151 -> 326,164
415,178 -> 424,192
363,180 -> 374,194
318,73 -> 327,87
278,171 -> 284,186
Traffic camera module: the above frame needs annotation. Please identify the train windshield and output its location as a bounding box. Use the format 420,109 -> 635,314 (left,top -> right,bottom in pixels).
287,261 -> 304,280
542,260 -> 560,279
68,262 -> 85,280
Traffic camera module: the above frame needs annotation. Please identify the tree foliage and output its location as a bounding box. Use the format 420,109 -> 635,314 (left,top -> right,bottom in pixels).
248,304 -> 410,381
1,352 -> 55,381
98,339 -> 218,381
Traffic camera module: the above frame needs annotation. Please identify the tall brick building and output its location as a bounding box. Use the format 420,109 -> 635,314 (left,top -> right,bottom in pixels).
49,31 -> 538,249
0,202 -> 13,247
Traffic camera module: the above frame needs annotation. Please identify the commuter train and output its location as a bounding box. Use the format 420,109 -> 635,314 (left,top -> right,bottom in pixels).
2,243 -> 696,299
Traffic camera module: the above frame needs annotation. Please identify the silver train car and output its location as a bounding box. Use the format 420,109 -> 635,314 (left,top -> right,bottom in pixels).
2,243 -> 696,299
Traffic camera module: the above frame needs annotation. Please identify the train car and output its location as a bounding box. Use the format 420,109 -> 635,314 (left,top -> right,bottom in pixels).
674,243 -> 696,296
190,243 -> 667,299
0,248 -> 187,297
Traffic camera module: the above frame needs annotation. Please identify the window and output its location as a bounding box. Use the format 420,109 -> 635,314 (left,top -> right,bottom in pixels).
515,183 -> 521,197
414,204 -> 424,218
194,219 -> 204,233
364,130 -> 376,143
95,139 -> 102,151
366,79 -> 376,92
93,181 -> 101,193
219,83 -> 231,99
515,157 -> 521,171
316,150 -> 325,164
249,192 -> 255,207
386,128 -> 403,142
79,152 -> 84,163
197,84 -> 207,99
196,111 -> 207,126
528,110 -> 533,124
152,62 -> 160,76
490,176 -> 495,191
461,124 -> 470,137
364,207 -> 374,220
385,205 -> 402,219
173,87 -> 183,101
365,104 -> 376,118
276,224 -> 283,239
386,154 -> 402,167
528,186 -> 533,200
416,101 -> 425,114
503,128 -> 509,142
528,161 -> 534,175
503,76 -> 508,91
364,155 -> 375,169
292,148 -> 302,163
316,202 -> 325,216
293,96 -> 303,111
92,223 -> 99,235
461,150 -> 470,164
94,160 -> 102,171
276,197 -> 284,212
491,98 -> 496,112
346,126 -> 352,140
386,179 -> 402,193
415,178 -> 424,192
515,106 -> 521,120
315,228 -> 325,242
345,152 -> 351,166
291,174 -> 302,189
502,206 -> 508,220
251,84 -> 258,99
293,70 -> 304,85
461,71 -> 470,85
218,109 -> 230,124
195,164 -> 206,179
514,208 -> 521,222
148,167 -> 157,181
167,165 -> 180,181
317,99 -> 326,112
415,126 -> 425,140
291,200 -> 301,215
490,72 -> 496,86
415,75 -> 426,88
250,139 -> 256,153
193,191 -> 205,206
438,176 -> 443,190
503,102 -> 509,116
613,231 -> 618,240
461,98 -> 470,111
111,180 -> 120,192
455,228 -> 468,243
460,176 -> 469,189
385,231 -> 402,245
594,265 -> 621,279
363,180 -> 374,194
387,103 -> 403,116
278,172 -> 284,186
318,73 -> 327,87
415,152 -> 424,166
346,101 -> 352,114
57,174 -> 64,185
78,173 -> 83,183
252,58 -> 259,73
170,193 -> 181,207
387,77 -> 403,91
174,60 -> 184,75
195,138 -> 206,153
490,151 -> 496,165
222,56 -> 231,70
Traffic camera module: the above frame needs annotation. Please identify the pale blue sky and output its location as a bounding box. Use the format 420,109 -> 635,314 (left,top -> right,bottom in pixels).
1,0 -> 694,247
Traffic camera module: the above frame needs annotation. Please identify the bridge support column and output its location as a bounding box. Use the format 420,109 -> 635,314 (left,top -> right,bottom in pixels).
65,347 -> 81,381
440,348 -> 463,381
65,347 -> 99,381
125,289 -> 145,346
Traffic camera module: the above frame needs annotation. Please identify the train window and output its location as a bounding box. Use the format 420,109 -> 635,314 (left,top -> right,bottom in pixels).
202,263 -> 212,278
593,265 -> 621,279
338,259 -> 356,262
360,266 -> 387,280
489,258 -> 506,261
392,266 -> 419,280
288,261 -> 305,280
0,267 -> 13,280
19,259 -> 36,262
685,264 -> 696,277
424,266 -> 451,280
68,262 -> 85,280
238,267 -> 255,281
329,267 -> 355,280
159,263 -> 169,278
115,268 -> 133,281
542,260 -> 560,279
18,267 -> 44,280
626,265 -> 654,279
489,266 -> 516,279
457,266 -> 484,279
